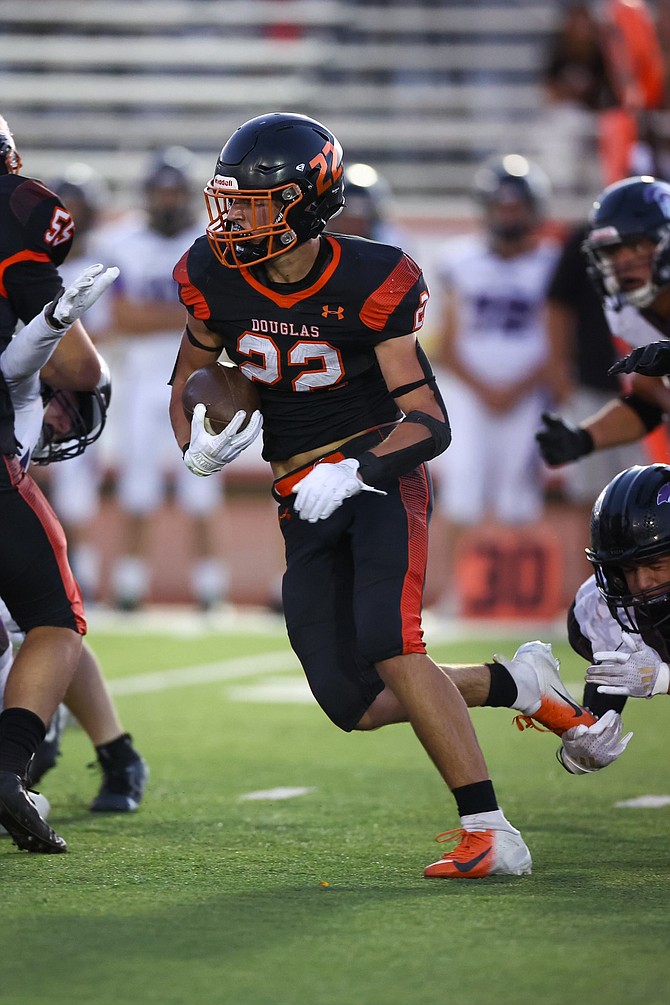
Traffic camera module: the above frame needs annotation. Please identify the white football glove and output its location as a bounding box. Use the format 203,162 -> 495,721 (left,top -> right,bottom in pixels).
587,633 -> 670,698
47,263 -> 120,329
293,457 -> 386,523
183,403 -> 263,476
558,709 -> 633,775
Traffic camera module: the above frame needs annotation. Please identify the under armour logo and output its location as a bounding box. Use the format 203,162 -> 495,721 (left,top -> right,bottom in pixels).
322,305 -> 344,319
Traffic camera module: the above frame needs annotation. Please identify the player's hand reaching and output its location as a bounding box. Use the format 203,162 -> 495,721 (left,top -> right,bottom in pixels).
293,458 -> 386,523
608,341 -> 670,377
45,263 -> 120,330
587,634 -> 670,698
558,709 -> 633,774
535,411 -> 594,466
183,403 -> 262,476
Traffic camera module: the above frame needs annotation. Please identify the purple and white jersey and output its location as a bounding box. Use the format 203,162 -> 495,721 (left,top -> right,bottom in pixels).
604,300 -> 664,349
435,233 -> 560,385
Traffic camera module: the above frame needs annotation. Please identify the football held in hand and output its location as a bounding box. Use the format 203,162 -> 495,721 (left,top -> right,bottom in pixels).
182,361 -> 261,434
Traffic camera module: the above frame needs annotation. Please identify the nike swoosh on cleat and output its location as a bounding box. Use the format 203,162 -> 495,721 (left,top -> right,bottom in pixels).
453,848 -> 492,873
551,687 -> 586,717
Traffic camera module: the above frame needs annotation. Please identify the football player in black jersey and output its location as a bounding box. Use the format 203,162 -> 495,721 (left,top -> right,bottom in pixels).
0,116 -> 146,852
169,111 -> 534,879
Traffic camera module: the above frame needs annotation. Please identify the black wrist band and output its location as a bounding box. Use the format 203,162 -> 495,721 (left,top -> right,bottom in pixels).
577,427 -> 595,457
181,442 -> 190,456
44,300 -> 68,331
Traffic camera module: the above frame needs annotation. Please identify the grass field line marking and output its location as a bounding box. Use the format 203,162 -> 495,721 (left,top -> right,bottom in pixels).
228,677 -> 314,704
239,787 -> 317,801
615,795 -> 670,809
108,650 -> 300,695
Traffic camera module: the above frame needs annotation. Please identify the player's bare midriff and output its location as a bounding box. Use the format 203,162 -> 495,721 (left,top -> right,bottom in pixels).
271,433 -> 363,479
270,421 -> 399,479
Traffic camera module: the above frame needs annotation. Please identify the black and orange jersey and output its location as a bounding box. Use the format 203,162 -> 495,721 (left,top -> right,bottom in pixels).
0,174 -> 73,342
174,233 -> 430,461
0,173 -> 74,454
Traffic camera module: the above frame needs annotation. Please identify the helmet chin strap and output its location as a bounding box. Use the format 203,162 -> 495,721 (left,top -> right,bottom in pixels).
603,269 -> 657,309
624,282 -> 658,308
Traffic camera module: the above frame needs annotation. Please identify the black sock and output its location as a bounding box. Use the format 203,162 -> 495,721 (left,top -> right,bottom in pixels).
483,662 -> 518,708
0,707 -> 46,778
453,779 -> 498,817
96,733 -> 139,768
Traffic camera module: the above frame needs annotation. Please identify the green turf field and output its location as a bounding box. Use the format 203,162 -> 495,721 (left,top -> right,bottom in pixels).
3,614 -> 668,1005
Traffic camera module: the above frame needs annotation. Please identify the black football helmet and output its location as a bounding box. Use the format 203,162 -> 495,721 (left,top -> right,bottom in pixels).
0,114 -> 22,175
33,354 -> 111,464
474,154 -> 550,240
582,176 -> 670,308
587,463 -> 670,635
204,112 -> 345,268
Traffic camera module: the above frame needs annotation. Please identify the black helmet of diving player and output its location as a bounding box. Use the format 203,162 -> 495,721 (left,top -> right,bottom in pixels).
586,463 -> 670,637
33,354 -> 112,464
0,113 -> 22,175
473,153 -> 550,242
582,175 -> 670,308
204,111 -> 345,268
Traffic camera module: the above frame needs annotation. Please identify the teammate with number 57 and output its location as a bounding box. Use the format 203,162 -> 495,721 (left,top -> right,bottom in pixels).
169,111 -> 539,879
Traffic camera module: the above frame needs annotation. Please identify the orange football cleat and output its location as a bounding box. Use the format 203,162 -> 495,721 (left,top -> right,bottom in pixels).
424,825 -> 532,879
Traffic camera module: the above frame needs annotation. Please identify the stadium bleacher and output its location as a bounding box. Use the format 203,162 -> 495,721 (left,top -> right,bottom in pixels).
0,1 -> 585,219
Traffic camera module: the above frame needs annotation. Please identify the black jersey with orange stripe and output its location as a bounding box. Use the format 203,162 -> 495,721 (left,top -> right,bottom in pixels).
0,174 -> 73,343
174,232 -> 429,461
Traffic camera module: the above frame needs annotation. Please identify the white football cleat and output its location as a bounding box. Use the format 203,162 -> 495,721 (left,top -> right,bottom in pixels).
495,641 -> 597,736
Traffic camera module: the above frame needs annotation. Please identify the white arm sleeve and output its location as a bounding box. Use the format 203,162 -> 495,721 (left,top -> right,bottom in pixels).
0,310 -> 63,385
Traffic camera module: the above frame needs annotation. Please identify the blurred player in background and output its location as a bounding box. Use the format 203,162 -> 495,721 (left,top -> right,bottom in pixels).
430,154 -> 561,613
537,175 -> 670,470
329,162 -> 408,248
595,0 -> 665,184
542,218 -> 646,580
45,163 -> 114,603
106,147 -> 228,611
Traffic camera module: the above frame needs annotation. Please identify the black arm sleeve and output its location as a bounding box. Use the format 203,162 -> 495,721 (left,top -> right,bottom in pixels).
620,392 -> 665,432
356,417 -> 448,489
357,341 -> 451,489
582,682 -> 628,718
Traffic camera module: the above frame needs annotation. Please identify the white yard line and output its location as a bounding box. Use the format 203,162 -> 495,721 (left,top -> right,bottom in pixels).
108,650 -> 300,696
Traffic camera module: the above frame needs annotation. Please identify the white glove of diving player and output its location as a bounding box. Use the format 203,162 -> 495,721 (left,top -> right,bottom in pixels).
587,633 -> 670,698
183,403 -> 263,476
558,709 -> 633,775
47,263 -> 120,329
292,457 -> 386,523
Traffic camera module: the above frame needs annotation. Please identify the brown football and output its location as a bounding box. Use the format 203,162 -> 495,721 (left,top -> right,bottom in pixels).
182,361 -> 261,434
